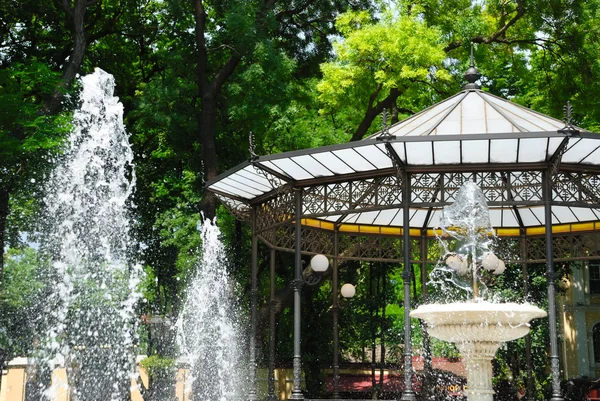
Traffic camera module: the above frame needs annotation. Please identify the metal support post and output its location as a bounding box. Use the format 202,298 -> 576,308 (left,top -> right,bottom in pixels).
290,188 -> 305,400
248,209 -> 259,401
401,172 -> 416,401
332,229 -> 341,399
543,170 -> 564,401
268,248 -> 277,401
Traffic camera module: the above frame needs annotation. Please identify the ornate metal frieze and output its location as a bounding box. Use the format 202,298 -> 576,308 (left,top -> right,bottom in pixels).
412,173 -> 442,203
216,194 -> 251,222
255,188 -> 295,232
300,227 -> 334,256
553,172 -> 600,207
301,175 -> 403,218
507,171 -> 543,203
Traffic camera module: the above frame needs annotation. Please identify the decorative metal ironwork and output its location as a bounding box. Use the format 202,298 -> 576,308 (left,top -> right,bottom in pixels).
301,228 -> 334,256
509,171 -> 543,203
260,222 -> 600,264
412,173 -> 442,203
444,173 -> 476,202
553,172 -> 600,206
379,108 -> 393,140
249,131 -> 258,161
480,172 -> 505,202
301,175 -> 404,219
216,194 -> 250,222
256,189 -> 295,232
558,101 -> 580,136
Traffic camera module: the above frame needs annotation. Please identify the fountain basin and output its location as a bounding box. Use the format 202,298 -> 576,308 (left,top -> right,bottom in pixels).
411,302 -> 547,343
411,302 -> 546,401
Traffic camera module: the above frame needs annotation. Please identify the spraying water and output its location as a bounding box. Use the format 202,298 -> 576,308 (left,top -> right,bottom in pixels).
37,68 -> 142,401
176,219 -> 246,401
429,181 -> 504,301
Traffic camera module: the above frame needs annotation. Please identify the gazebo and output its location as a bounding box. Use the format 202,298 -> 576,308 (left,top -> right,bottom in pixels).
205,63 -> 600,401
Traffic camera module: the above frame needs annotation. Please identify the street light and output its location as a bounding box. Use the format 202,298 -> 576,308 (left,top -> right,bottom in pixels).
310,254 -> 329,272
340,283 -> 356,298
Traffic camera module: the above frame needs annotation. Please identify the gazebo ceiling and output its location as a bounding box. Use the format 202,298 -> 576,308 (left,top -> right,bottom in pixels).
206,86 -> 600,236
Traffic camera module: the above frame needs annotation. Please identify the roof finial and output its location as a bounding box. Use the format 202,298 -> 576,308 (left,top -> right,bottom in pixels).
249,131 -> 258,161
470,44 -> 475,68
558,101 -> 580,136
463,43 -> 481,90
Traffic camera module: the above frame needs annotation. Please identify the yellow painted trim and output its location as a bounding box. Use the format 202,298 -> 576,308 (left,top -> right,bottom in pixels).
299,218 -> 600,237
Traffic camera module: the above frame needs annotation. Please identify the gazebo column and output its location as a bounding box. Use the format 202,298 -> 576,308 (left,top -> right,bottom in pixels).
268,248 -> 277,401
290,188 -> 305,400
249,208 -> 259,401
401,172 -> 416,401
332,228 -> 341,399
543,169 -> 564,401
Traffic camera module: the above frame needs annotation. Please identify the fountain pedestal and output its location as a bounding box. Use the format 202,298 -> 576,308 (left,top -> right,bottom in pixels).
411,302 -> 547,401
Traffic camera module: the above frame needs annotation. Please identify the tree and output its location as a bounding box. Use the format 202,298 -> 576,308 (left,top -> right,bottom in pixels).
317,9 -> 451,141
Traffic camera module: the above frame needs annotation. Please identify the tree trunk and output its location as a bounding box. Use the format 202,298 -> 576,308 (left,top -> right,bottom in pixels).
351,88 -> 401,141
0,187 -> 9,285
45,0 -> 93,115
0,187 -> 9,390
193,0 -> 242,220
199,93 -> 219,219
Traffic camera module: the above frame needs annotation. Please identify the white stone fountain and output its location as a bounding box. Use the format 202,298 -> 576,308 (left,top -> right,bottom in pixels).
410,182 -> 546,401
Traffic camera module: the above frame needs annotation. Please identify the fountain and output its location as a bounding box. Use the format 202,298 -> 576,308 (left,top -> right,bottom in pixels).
37,68 -> 142,400
176,219 -> 246,401
410,182 -> 547,401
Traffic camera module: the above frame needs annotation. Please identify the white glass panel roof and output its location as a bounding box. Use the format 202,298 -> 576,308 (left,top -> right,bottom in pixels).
580,145 -> 600,165
261,161 -> 288,176
461,140 -> 489,163
354,145 -> 392,169
552,207 -> 576,223
292,155 -> 334,177
406,142 -> 434,165
333,149 -> 376,171
389,143 -> 407,162
238,167 -> 276,190
490,139 -> 518,163
517,208 -> 543,226
433,140 -> 461,164
563,138 -> 600,165
571,207 -> 600,221
373,209 -> 401,225
518,138 -> 549,163
212,181 -> 260,198
206,86 -> 600,230
311,152 -> 354,174
355,211 -> 383,225
408,209 -> 428,227
270,158 -> 313,180
561,138 -> 588,163
387,95 -> 461,137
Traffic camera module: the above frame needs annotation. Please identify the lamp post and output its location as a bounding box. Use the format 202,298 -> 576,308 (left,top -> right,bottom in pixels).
332,282 -> 355,399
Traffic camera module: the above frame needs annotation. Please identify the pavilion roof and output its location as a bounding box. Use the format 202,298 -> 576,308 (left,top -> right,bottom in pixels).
206,87 -> 600,235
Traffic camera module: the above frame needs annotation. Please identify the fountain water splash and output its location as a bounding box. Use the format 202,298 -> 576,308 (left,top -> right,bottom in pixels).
411,182 -> 546,401
176,219 -> 246,401
37,68 -> 143,401
430,181 -> 504,299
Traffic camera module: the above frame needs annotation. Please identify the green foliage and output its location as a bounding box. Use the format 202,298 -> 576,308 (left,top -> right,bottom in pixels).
317,8 -> 450,137
0,247 -> 49,357
140,355 -> 176,379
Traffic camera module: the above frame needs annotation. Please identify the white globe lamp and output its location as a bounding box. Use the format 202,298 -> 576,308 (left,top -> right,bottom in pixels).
310,254 -> 329,272
341,283 -> 356,298
493,259 -> 506,275
482,252 -> 500,271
